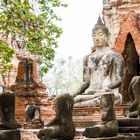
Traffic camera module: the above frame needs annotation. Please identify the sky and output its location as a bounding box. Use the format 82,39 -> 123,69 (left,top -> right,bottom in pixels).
55,0 -> 103,59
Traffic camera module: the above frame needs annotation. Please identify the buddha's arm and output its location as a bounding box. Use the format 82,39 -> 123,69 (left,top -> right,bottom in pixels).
73,81 -> 90,97
108,54 -> 124,89
83,54 -> 90,82
73,55 -> 91,97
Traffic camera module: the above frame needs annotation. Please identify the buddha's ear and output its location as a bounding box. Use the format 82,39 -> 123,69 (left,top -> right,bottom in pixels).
106,33 -> 111,47
108,32 -> 111,40
108,33 -> 111,44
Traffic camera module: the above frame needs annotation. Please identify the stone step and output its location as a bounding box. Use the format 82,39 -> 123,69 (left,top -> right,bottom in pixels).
118,133 -> 140,136
74,128 -> 140,140
118,118 -> 140,127
20,127 -> 140,140
74,135 -> 140,140
119,126 -> 140,133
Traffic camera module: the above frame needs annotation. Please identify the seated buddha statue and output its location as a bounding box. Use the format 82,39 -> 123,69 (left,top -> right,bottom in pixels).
73,17 -> 124,107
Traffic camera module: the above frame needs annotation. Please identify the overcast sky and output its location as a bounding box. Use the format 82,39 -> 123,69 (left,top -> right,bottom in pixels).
55,0 -> 103,58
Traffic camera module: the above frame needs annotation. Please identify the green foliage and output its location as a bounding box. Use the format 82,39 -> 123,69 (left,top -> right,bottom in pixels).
0,40 -> 15,74
0,0 -> 67,74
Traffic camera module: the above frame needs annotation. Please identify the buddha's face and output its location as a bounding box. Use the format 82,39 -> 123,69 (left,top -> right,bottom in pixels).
92,29 -> 109,48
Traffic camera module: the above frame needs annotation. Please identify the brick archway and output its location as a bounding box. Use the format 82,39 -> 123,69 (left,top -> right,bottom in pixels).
114,12 -> 140,55
121,33 -> 140,103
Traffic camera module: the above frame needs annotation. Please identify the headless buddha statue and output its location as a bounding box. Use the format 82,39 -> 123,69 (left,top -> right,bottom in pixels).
74,17 -> 124,107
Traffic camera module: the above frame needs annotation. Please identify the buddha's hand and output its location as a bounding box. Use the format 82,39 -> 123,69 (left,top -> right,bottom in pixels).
104,86 -> 112,92
107,83 -> 113,89
84,90 -> 96,95
71,91 -> 78,97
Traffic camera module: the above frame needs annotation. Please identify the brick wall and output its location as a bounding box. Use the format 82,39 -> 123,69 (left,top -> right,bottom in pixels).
20,129 -> 39,140
103,0 -> 140,102
103,0 -> 140,53
10,60 -> 56,127
15,94 -> 55,127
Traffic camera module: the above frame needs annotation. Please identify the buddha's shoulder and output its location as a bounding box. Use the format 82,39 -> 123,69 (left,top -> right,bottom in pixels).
106,50 -> 123,59
83,53 -> 92,65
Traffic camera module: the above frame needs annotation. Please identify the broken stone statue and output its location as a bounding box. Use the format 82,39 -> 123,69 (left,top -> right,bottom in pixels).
24,104 -> 44,129
127,76 -> 140,118
83,93 -> 118,138
37,94 -> 75,140
0,89 -> 21,140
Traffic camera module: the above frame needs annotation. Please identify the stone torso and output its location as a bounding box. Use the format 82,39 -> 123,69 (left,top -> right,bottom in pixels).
85,49 -> 118,93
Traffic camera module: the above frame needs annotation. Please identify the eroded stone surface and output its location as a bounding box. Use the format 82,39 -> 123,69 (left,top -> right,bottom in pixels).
0,130 -> 21,140
37,94 -> 75,140
127,76 -> 140,118
74,17 -> 124,107
0,91 -> 21,129
83,93 -> 118,138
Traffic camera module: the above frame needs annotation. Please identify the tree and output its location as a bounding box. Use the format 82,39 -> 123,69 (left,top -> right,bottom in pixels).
44,57 -> 83,98
0,0 -> 67,75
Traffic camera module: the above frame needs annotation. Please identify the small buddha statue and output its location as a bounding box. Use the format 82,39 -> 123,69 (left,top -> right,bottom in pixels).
24,105 -> 44,129
73,16 -> 124,107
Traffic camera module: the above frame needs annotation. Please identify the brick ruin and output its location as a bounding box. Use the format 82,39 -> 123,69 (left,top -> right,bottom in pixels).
10,59 -> 55,126
0,37 -> 55,128
103,0 -> 140,103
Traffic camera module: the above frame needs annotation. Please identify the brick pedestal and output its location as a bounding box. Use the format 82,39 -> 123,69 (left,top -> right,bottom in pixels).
73,105 -> 129,128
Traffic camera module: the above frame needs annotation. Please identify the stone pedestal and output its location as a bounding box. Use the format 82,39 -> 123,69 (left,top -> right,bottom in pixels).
0,129 -> 21,140
118,118 -> 140,133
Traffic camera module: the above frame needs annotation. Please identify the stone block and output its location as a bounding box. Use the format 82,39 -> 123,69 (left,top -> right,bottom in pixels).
0,129 -> 21,140
119,126 -> 140,133
118,118 -> 140,127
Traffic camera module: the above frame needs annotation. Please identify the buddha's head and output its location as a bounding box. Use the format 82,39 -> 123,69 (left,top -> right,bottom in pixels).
92,16 -> 110,48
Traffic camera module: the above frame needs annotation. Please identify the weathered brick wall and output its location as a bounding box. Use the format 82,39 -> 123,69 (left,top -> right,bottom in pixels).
15,96 -> 26,124
40,100 -> 55,126
15,94 -> 55,126
103,0 -> 140,53
15,97 -> 55,125
20,129 -> 39,140
103,0 -> 140,102
114,4 -> 140,54
7,59 -> 56,127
